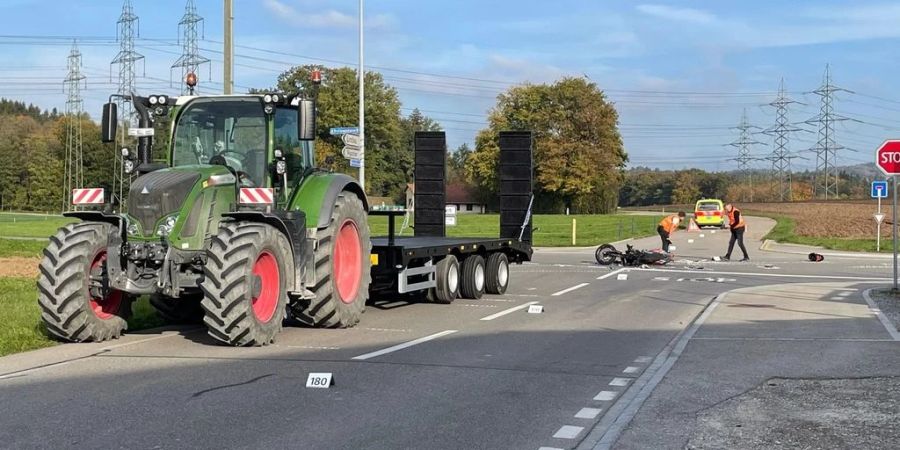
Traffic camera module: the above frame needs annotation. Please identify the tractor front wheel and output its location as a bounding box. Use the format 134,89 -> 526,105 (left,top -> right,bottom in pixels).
201,222 -> 292,346
37,223 -> 132,342
294,192 -> 371,328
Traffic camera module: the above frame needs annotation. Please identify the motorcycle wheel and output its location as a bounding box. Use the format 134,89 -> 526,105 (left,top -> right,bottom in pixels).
595,244 -> 618,265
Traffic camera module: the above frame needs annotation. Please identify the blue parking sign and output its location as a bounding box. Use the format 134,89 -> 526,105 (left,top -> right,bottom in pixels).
872,180 -> 889,198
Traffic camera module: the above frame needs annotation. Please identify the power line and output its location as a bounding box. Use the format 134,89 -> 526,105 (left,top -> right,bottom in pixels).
728,109 -> 765,202
805,64 -> 855,200
763,79 -> 806,202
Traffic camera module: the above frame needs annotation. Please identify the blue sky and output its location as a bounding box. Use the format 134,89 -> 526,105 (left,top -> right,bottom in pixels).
2,0 -> 900,171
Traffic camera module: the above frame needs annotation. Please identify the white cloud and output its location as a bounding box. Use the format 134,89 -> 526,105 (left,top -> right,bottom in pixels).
636,4 -> 717,24
263,0 -> 394,30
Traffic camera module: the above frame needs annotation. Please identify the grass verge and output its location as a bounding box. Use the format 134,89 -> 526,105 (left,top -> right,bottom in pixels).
0,277 -> 166,358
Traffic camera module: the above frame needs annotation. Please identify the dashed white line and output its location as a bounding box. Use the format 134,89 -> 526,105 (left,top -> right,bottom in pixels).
622,366 -> 639,374
539,447 -> 564,450
594,391 -> 617,401
597,268 -> 627,280
609,377 -> 631,386
552,283 -> 590,296
351,330 -> 457,360
479,301 -> 539,321
553,425 -> 584,439
634,356 -> 653,363
575,407 -> 603,419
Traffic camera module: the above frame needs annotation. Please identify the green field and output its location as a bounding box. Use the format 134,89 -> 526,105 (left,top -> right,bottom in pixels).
763,215 -> 890,253
0,277 -> 166,357
2,212 -> 662,247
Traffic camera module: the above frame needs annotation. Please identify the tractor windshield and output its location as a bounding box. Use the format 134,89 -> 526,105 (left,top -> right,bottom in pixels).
172,98 -> 268,187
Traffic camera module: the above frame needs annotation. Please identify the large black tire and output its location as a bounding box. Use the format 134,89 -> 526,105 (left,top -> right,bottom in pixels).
201,222 -> 292,346
595,244 -> 617,265
150,294 -> 204,324
37,223 -> 133,342
485,252 -> 509,295
293,193 -> 371,328
428,255 -> 460,304
460,255 -> 486,300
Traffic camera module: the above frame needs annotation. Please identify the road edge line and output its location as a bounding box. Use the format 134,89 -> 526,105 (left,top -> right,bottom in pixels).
862,288 -> 900,341
575,291 -> 727,450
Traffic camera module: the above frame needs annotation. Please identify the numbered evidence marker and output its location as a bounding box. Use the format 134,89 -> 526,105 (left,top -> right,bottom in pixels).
617,273 -> 628,281
306,372 -> 335,388
527,304 -> 544,314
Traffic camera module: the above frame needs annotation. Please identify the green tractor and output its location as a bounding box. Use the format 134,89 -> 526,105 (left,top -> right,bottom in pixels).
38,89 -> 371,346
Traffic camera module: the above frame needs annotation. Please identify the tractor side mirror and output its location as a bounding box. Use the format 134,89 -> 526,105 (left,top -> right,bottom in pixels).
101,102 -> 118,143
297,99 -> 316,141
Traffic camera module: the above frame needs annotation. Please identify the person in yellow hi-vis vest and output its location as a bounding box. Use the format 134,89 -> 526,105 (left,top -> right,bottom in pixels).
657,211 -> 685,253
723,204 -> 749,261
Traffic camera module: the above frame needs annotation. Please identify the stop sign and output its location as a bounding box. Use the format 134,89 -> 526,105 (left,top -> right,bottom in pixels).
877,140 -> 900,175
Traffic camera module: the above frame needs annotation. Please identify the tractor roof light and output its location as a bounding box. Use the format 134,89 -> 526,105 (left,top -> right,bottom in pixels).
264,94 -> 273,103
185,72 -> 198,89
149,96 -> 158,105
276,160 -> 287,175
311,69 -> 322,84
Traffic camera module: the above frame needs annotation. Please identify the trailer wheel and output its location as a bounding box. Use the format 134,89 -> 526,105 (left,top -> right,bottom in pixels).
429,255 -> 460,304
37,223 -> 133,342
201,222 -> 291,346
485,252 -> 509,295
460,255 -> 486,299
150,294 -> 204,324
294,193 -> 371,328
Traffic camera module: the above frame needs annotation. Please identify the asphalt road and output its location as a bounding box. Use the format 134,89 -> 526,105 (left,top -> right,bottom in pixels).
0,216 -> 896,450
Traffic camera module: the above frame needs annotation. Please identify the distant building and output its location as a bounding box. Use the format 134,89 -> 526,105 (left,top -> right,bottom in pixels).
447,182 -> 486,214
405,182 -> 485,213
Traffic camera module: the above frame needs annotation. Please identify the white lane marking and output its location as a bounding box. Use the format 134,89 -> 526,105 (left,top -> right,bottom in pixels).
634,356 -> 653,363
479,302 -> 539,321
639,267 -> 890,281
609,377 -> 631,386
553,425 -> 584,439
597,268 -> 627,280
351,330 -> 457,360
575,407 -> 603,419
583,293 -> 726,450
594,391 -> 617,401
623,366 -> 639,374
829,297 -> 845,301
528,288 -> 537,291
361,328 -> 411,333
862,288 -> 900,341
652,277 -> 670,281
552,283 -> 590,296
838,291 -> 852,297
539,447 -> 564,450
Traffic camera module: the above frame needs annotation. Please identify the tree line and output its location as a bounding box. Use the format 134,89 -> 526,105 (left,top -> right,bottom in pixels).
0,67 -> 629,213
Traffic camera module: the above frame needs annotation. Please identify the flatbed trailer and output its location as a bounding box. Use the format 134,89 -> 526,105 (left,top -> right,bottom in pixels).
366,131 -> 534,303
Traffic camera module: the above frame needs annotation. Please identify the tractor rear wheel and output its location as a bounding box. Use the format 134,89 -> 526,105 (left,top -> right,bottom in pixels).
150,294 -> 204,324
201,222 -> 292,346
294,193 -> 371,328
37,223 -> 132,342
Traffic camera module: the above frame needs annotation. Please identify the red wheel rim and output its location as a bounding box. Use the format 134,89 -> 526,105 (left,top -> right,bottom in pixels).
88,251 -> 122,320
251,251 -> 280,323
333,219 -> 362,304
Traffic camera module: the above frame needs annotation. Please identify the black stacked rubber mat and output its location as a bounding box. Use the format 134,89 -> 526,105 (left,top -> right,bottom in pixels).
499,131 -> 534,243
414,131 -> 447,237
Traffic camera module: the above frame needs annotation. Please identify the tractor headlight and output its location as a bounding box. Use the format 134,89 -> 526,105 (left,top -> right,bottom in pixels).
264,94 -> 273,103
276,160 -> 286,175
149,96 -> 158,105
264,104 -> 274,115
124,160 -> 135,174
271,94 -> 280,103
157,215 -> 177,236
158,95 -> 168,105
127,222 -> 139,236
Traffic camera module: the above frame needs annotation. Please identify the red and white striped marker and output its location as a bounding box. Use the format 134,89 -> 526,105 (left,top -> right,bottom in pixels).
239,188 -> 274,204
72,188 -> 105,205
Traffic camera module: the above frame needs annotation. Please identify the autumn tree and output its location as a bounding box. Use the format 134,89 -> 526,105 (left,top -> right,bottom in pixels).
270,65 -> 423,200
467,78 -> 626,213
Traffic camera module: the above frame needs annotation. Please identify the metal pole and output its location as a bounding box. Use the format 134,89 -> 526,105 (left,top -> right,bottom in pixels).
358,0 -> 365,191
893,176 -> 898,290
878,195 -> 882,252
223,0 -> 233,94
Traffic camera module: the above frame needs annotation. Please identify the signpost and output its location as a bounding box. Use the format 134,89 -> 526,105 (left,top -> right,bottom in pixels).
876,140 -> 900,290
445,205 -> 457,226
872,181 -> 888,251
340,133 -> 364,160
329,126 -> 359,136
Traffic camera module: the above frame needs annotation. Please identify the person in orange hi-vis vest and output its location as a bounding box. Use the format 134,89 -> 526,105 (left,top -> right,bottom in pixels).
657,211 -> 685,253
723,204 -> 749,261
